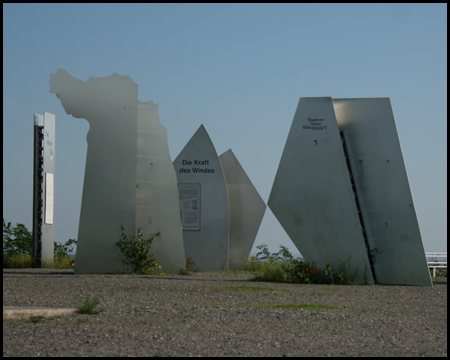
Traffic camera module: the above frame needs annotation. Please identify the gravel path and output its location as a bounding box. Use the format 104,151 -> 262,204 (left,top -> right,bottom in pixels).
3,269 -> 447,357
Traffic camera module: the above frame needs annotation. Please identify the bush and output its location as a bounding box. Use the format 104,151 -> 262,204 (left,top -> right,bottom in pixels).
244,256 -> 265,272
3,219 -> 33,256
54,238 -> 77,259
53,238 -> 76,269
255,259 -> 286,282
116,225 -> 160,274
249,244 -> 355,285
3,218 -> 76,269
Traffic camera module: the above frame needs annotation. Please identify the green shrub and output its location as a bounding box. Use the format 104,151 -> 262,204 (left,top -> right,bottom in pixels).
3,219 -> 33,256
254,259 -> 286,282
244,256 -> 265,272
78,296 -> 103,315
248,244 -> 356,285
3,218 -> 77,269
116,225 -> 160,274
52,238 -> 77,269
54,238 -> 77,259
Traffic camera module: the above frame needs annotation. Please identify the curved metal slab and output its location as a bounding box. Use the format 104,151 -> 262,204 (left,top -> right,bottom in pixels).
136,101 -> 186,272
219,149 -> 266,270
268,97 -> 374,284
50,69 -> 137,274
333,98 -> 432,286
173,125 -> 229,271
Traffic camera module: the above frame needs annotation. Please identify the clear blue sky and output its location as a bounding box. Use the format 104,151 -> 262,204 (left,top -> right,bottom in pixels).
3,4 -> 447,255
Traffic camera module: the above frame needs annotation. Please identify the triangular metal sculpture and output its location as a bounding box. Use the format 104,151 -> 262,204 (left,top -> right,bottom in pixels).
269,97 -> 374,285
173,125 -> 230,271
333,98 -> 431,286
269,97 -> 431,286
50,69 -> 185,274
220,149 -> 266,270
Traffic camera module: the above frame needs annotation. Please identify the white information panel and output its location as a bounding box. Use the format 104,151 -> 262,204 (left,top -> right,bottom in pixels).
178,183 -> 201,231
44,172 -> 54,225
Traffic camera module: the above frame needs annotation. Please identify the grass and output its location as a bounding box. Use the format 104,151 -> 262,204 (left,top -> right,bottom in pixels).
204,270 -> 256,275
3,254 -> 36,268
246,255 -> 357,285
41,256 -> 75,269
431,269 -> 447,278
78,296 -> 103,315
235,303 -> 335,311
211,286 -> 274,292
28,315 -> 45,323
178,268 -> 190,275
6,245 -> 442,287
3,253 -> 75,269
3,320 -> 28,326
259,304 -> 334,311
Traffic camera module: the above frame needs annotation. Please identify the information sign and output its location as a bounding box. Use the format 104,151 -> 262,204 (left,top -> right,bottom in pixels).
178,183 -> 201,230
44,172 -> 54,224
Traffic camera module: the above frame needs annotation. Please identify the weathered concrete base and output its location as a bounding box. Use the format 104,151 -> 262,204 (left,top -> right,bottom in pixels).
3,306 -> 79,319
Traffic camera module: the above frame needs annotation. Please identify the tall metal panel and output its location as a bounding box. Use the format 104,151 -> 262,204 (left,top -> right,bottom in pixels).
32,114 -> 44,264
333,98 -> 432,286
173,125 -> 229,271
268,97 -> 374,284
219,149 -> 266,270
50,69 -> 137,274
33,112 -> 55,266
41,112 -> 55,263
136,101 -> 186,272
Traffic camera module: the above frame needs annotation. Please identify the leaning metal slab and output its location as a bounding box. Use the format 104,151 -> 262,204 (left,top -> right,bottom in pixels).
219,149 -> 266,271
50,69 -> 137,274
173,125 -> 229,271
333,98 -> 432,286
136,101 -> 186,272
268,97 -> 374,284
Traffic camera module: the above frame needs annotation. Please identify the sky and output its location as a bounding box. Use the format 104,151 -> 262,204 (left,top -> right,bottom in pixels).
3,4 -> 447,257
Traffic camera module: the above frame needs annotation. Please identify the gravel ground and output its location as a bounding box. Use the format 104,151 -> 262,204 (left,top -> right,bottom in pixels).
3,269 -> 447,357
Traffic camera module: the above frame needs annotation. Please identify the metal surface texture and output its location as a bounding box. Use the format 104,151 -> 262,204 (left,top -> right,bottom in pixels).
32,112 -> 55,265
32,116 -> 44,262
33,112 -> 55,266
173,125 -> 229,271
136,101 -> 186,272
50,69 -> 137,274
333,98 -> 432,286
219,149 -> 266,270
268,97 -> 374,284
